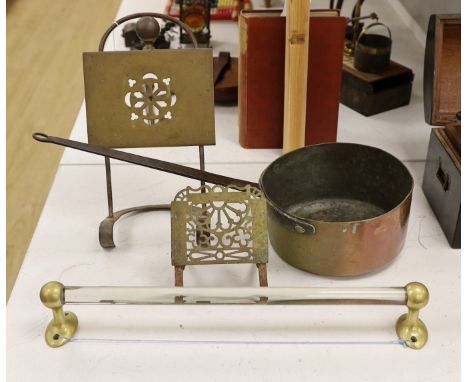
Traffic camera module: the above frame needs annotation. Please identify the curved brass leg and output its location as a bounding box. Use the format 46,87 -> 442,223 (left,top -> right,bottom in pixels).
396,282 -> 429,350
99,204 -> 171,248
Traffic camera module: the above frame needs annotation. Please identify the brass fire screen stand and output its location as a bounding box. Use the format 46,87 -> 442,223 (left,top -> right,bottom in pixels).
40,281 -> 429,350
92,14 -> 212,249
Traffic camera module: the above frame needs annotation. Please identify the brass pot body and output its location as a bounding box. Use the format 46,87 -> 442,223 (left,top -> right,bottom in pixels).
259,143 -> 413,276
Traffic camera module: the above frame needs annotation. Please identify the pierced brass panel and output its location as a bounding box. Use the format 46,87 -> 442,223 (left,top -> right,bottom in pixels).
83,49 -> 215,148
124,73 -> 176,126
171,185 -> 268,266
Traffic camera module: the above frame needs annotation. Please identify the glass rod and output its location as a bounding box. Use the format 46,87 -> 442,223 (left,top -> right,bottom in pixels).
64,286 -> 407,305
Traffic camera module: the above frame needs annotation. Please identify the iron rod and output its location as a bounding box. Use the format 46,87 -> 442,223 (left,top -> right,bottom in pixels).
32,133 -> 259,189
104,157 -> 114,217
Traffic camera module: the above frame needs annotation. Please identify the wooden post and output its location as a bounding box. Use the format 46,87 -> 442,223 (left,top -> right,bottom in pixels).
282,0 -> 310,153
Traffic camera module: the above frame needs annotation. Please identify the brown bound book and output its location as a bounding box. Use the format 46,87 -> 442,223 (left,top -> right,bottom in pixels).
239,10 -> 346,148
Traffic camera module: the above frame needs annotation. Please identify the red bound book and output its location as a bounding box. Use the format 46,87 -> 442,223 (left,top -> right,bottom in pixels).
239,10 -> 346,148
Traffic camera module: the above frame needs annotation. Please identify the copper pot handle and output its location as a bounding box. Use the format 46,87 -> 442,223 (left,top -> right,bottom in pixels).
267,201 -> 316,235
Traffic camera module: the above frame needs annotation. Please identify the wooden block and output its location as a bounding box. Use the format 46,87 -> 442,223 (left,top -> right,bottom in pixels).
340,57 -> 414,116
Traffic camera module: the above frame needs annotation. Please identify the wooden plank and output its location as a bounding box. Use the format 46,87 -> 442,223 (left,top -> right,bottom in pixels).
282,0 -> 310,153
6,0 -> 121,301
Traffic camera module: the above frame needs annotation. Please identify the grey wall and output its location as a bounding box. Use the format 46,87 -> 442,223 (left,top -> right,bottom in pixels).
397,0 -> 460,32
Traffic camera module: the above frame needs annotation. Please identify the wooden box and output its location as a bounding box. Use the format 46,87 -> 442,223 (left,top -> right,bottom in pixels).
422,14 -> 461,249
340,56 -> 414,116
423,15 -> 461,125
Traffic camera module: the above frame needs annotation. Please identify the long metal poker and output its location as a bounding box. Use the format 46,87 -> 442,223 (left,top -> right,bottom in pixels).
32,133 -> 259,189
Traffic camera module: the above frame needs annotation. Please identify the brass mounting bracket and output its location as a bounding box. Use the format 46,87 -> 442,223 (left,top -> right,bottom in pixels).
396,282 -> 429,350
40,281 -> 78,348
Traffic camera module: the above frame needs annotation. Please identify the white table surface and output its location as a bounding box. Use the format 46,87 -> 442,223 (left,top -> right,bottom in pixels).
7,0 -> 460,381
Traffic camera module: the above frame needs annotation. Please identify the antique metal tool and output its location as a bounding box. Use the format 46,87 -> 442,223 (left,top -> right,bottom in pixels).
40,281 -> 429,349
34,133 -> 413,277
341,0 -> 381,58
33,133 -> 253,188
343,0 -> 365,55
344,11 -> 378,47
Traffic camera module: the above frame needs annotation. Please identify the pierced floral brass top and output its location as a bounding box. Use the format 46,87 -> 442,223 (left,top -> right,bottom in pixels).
171,185 -> 268,266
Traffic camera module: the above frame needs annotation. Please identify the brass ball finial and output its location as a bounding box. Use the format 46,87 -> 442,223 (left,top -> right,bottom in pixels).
405,282 -> 429,310
40,281 -> 64,309
136,16 -> 160,49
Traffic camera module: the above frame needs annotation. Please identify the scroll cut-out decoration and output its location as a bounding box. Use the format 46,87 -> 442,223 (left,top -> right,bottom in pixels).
171,185 -> 268,266
125,73 -> 177,126
83,49 -> 215,148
